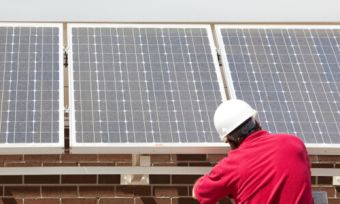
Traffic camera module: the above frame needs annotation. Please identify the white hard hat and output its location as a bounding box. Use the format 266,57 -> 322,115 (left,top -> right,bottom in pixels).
214,99 -> 257,142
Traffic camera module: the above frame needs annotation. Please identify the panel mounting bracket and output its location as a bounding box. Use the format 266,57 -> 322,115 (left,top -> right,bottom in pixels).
64,106 -> 70,127
120,154 -> 150,185
215,48 -> 221,55
63,47 -> 68,67
216,48 -> 222,66
64,106 -> 70,113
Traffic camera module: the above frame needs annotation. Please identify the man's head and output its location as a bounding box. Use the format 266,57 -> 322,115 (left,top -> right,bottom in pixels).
214,99 -> 260,149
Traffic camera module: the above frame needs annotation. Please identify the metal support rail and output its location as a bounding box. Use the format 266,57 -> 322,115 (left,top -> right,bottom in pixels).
0,167 -> 337,176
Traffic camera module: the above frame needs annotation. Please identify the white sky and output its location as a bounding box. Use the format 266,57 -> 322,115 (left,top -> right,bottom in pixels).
0,0 -> 339,22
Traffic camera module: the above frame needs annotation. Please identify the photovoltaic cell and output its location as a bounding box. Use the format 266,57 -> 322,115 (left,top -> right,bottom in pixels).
217,26 -> 340,144
0,24 -> 63,151
69,24 -> 225,148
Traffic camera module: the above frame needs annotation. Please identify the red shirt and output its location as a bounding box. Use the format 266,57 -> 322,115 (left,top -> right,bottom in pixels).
194,130 -> 313,204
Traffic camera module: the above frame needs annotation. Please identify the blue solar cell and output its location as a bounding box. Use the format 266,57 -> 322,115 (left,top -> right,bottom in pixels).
0,25 -> 62,147
218,26 -> 340,144
70,25 -> 225,145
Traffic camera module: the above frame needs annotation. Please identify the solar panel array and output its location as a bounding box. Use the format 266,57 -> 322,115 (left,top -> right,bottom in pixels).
69,24 -> 225,149
0,24 -> 63,152
217,26 -> 340,144
2,23 -> 339,154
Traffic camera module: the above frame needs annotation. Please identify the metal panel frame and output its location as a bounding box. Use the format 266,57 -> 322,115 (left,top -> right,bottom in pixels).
215,24 -> 340,155
0,23 -> 64,154
68,23 -> 227,154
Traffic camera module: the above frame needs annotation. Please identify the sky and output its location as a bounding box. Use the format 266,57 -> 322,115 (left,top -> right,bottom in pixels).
0,0 -> 339,22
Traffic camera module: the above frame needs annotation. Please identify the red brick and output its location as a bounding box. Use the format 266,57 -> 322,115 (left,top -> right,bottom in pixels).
115,162 -> 132,166
153,186 -> 188,196
78,161 -> 105,166
318,176 -> 333,185
170,155 -> 177,161
152,162 -> 177,166
5,186 -> 41,198
3,162 -> 23,167
0,186 -> 3,196
207,154 -> 225,162
98,154 -> 131,162
313,186 -> 335,198
172,197 -> 199,204
62,198 -> 97,204
318,155 -> 340,162
42,186 -> 77,197
189,162 -> 212,167
311,163 -> 334,168
24,155 -> 60,162
62,175 -> 97,184
0,155 -> 23,162
43,162 -> 78,167
172,175 -> 201,184
135,197 -> 171,204
177,162 -> 189,167
79,186 -> 115,197
0,198 -> 23,204
309,155 -> 318,162
98,175 -> 120,184
24,198 -> 60,204
0,176 -> 23,184
116,186 -> 151,196
61,154 -> 98,162
98,162 -> 117,166
150,155 -> 171,163
150,175 -> 170,184
177,155 -> 206,161
5,162 -> 41,167
329,198 -> 340,204
24,175 -> 60,184
189,186 -> 194,193
98,198 -> 134,204
79,162 -> 113,166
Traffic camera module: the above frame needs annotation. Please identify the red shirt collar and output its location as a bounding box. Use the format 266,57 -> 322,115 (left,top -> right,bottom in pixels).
239,130 -> 269,147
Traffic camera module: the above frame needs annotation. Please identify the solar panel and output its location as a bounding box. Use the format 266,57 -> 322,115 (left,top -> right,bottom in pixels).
68,24 -> 226,153
0,23 -> 64,154
216,25 -> 340,150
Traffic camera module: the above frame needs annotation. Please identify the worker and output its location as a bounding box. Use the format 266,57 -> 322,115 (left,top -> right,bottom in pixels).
192,99 -> 313,204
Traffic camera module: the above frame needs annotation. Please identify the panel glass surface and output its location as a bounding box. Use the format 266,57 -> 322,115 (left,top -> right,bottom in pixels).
0,25 -> 62,145
70,25 -> 224,145
218,26 -> 340,144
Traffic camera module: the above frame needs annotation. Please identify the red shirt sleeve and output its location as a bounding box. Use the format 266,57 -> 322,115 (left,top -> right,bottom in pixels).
193,157 -> 235,204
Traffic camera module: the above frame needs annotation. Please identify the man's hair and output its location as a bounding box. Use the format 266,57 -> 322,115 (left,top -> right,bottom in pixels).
226,117 -> 262,149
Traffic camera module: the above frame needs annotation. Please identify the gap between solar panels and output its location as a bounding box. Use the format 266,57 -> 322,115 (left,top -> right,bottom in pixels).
216,25 -> 340,155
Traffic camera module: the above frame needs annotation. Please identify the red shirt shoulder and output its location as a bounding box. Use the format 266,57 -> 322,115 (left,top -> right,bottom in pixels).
194,130 -> 313,204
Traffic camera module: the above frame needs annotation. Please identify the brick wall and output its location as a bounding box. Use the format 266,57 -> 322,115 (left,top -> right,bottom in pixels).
0,154 -> 232,204
0,131 -> 338,204
0,153 -> 339,204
